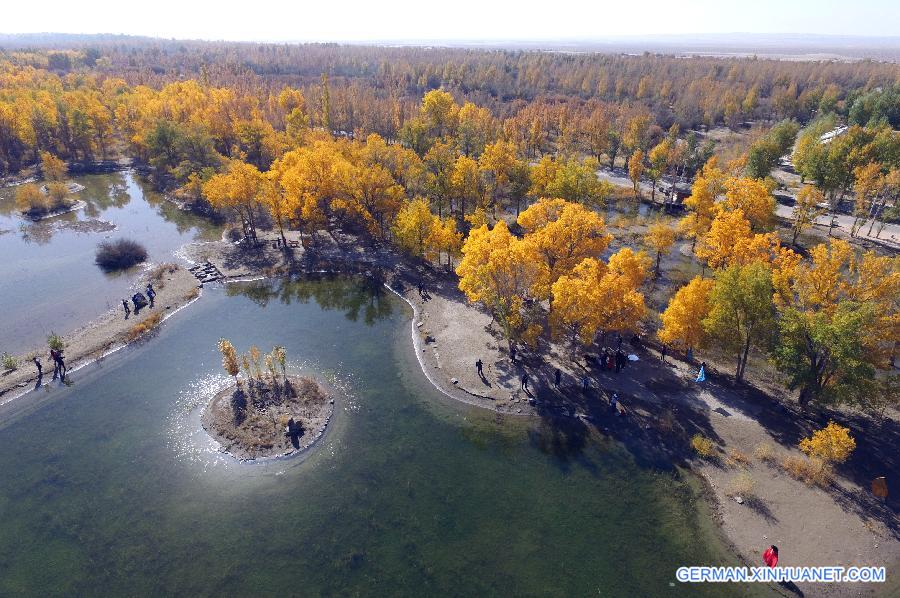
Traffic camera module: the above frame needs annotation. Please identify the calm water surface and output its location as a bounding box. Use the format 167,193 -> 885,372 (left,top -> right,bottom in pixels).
0,171 -> 221,353
0,278 -> 765,596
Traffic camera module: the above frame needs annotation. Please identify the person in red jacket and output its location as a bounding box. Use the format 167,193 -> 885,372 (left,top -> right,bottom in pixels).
763,545 -> 779,568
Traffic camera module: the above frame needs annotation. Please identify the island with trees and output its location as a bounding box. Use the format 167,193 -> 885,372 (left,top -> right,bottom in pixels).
203,340 -> 334,460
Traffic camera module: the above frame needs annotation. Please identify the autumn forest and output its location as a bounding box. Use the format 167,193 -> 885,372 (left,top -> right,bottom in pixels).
1,40 -> 898,414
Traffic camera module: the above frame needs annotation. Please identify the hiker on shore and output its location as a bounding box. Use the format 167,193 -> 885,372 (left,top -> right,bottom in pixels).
521,373 -> 529,392
50,349 -> 60,379
147,287 -> 156,308
475,358 -> 483,377
509,346 -> 516,362
554,368 -> 561,388
122,298 -> 130,318
610,392 -> 618,412
581,375 -> 589,392
660,344 -> 667,363
696,362 -> 706,383
56,352 -> 66,379
33,356 -> 42,377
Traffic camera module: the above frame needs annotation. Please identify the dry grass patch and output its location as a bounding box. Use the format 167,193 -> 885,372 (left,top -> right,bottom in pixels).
725,471 -> 756,499
184,287 -> 200,301
781,455 -> 832,487
753,442 -> 777,464
126,312 -> 163,341
726,448 -> 753,469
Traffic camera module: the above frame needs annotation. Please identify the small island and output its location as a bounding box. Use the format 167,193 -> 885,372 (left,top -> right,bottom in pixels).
202,340 -> 334,461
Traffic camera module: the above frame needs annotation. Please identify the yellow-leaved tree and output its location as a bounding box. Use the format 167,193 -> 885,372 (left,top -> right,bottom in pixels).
40,151 -> 67,182
644,220 -> 677,277
658,276 -> 715,351
722,176 -> 776,230
456,220 -> 548,345
696,208 -> 779,269
204,160 -> 267,242
392,197 -> 439,258
517,198 -> 612,284
680,157 -> 725,249
550,248 -> 649,344
791,184 -> 825,245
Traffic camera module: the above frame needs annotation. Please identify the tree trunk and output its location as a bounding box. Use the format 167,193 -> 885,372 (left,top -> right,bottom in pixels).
737,335 -> 752,382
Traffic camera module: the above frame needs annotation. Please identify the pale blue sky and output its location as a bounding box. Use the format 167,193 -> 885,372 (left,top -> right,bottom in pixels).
3,0 -> 898,41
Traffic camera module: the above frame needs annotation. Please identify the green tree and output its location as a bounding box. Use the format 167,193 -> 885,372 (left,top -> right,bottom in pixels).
703,262 -> 776,382
772,303 -> 875,408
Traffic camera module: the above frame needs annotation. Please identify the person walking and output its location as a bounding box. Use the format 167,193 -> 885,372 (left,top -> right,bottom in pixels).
475,358 -> 484,377
610,392 -> 618,412
509,346 -> 516,362
696,361 -> 706,383
56,352 -> 66,380
122,298 -> 131,319
147,287 -> 156,308
521,373 -> 529,392
554,368 -> 561,388
660,344 -> 667,363
33,356 -> 42,378
616,333 -> 623,350
763,545 -> 778,568
50,349 -> 60,379
581,375 -> 589,392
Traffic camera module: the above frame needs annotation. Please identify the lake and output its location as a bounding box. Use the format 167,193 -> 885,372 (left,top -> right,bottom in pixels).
0,171 -> 221,354
0,277 -> 766,596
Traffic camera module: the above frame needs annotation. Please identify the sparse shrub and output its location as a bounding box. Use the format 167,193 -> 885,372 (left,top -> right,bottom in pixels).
753,442 -> 777,464
47,332 -> 65,352
691,434 -> 716,459
126,312 -> 163,341
95,238 -> 148,271
1,352 -> 17,371
781,454 -> 832,487
184,287 -> 200,301
799,422 -> 856,464
149,263 -> 179,288
725,471 -> 755,498
726,448 -> 752,469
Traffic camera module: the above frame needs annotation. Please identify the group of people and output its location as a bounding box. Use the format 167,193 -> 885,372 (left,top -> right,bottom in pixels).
32,348 -> 66,381
591,347 -> 629,373
122,282 -> 156,318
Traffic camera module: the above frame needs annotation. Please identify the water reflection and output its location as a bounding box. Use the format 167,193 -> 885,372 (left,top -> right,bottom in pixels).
0,170 -> 223,353
226,275 -> 394,325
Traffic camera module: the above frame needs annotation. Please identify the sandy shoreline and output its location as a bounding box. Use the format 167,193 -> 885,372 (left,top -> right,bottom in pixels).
1,233 -> 897,596
0,264 -> 201,405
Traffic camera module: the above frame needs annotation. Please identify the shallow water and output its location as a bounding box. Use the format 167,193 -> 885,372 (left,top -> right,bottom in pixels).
0,278 -> 765,596
0,171 -> 221,353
